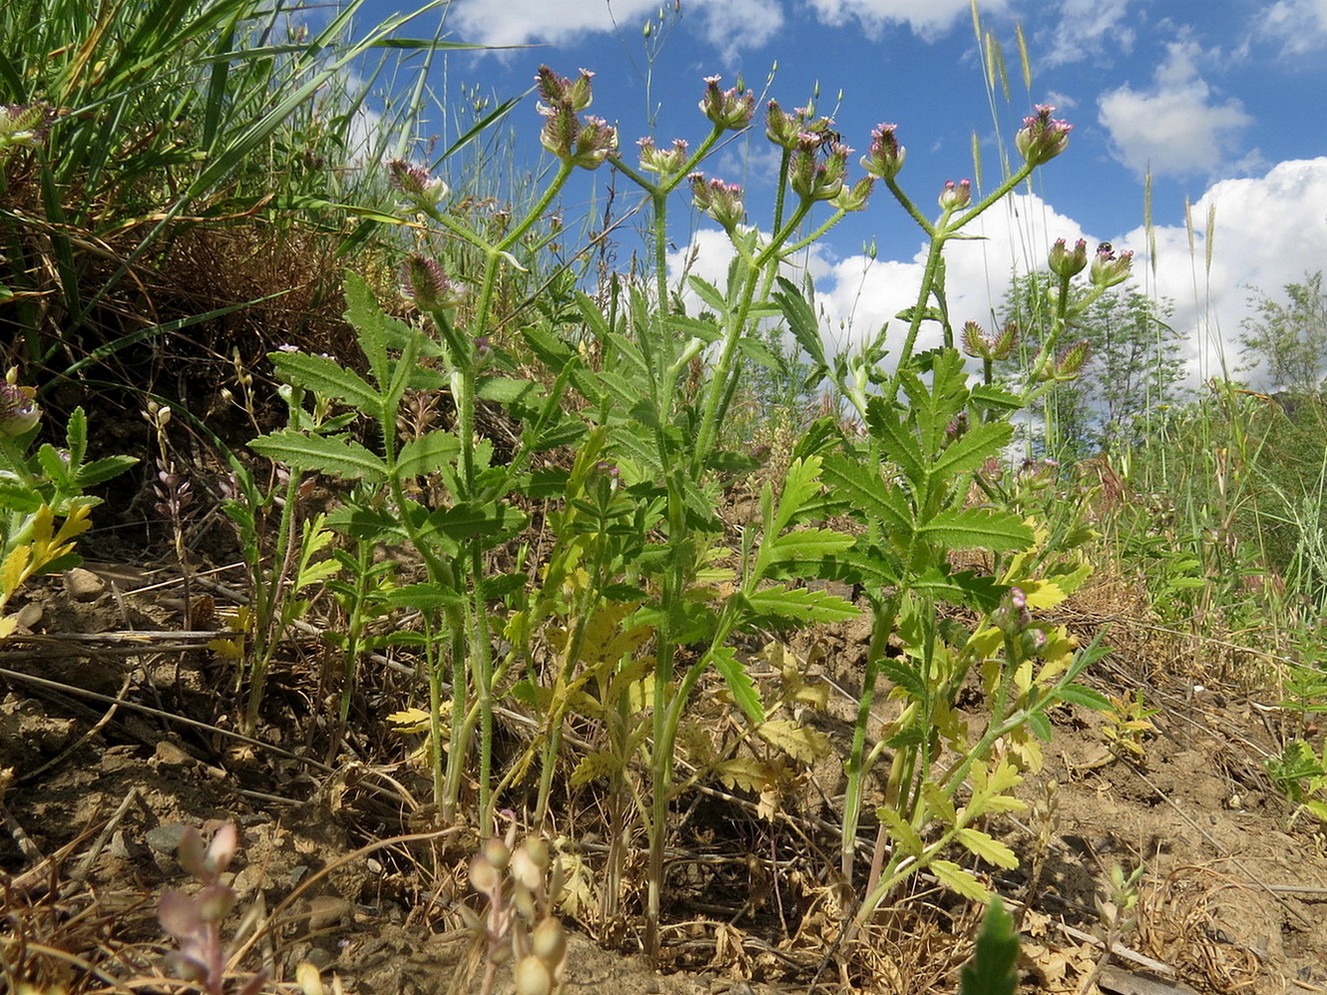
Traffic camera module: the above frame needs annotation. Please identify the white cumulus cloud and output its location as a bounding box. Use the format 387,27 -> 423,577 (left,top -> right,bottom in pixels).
1036,0 -> 1138,67
667,159 -> 1327,393
1097,39 -> 1255,179
803,0 -> 1010,41
1256,0 -> 1327,55
448,0 -> 783,55
1120,157 -> 1327,384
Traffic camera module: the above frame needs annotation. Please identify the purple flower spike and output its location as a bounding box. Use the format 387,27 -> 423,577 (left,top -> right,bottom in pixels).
401,256 -> 464,310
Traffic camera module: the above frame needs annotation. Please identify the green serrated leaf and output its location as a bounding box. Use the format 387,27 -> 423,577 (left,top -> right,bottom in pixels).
384,582 -> 462,611
880,657 -> 927,699
821,455 -> 912,533
1054,683 -> 1112,711
955,828 -> 1019,869
688,275 -> 729,314
397,430 -> 459,479
921,781 -> 957,827
931,859 -> 991,901
271,350 -> 383,420
773,278 -> 828,369
864,398 -> 927,487
876,804 -> 925,857
932,421 -> 1013,480
709,645 -> 764,724
249,430 -> 387,482
745,585 -> 859,625
918,509 -> 1032,551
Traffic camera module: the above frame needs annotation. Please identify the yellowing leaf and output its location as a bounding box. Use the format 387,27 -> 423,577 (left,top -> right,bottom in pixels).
876,805 -> 924,857
921,781 -> 957,828
714,757 -> 773,793
955,828 -> 1019,869
1018,579 -> 1065,610
757,719 -> 830,763
2,544 -> 31,596
386,707 -> 433,734
0,614 -> 16,640
930,859 -> 991,901
207,636 -> 245,660
569,750 -> 619,787
675,720 -> 715,766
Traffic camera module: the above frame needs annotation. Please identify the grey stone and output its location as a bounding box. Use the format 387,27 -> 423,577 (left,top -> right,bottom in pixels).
63,567 -> 105,602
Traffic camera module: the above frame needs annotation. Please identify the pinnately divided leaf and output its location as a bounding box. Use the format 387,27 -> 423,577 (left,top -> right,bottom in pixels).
249,430 -> 387,482
757,719 -> 830,763
745,585 -> 859,625
918,509 -> 1032,551
270,350 -> 383,420
955,828 -> 1019,869
930,859 -> 991,902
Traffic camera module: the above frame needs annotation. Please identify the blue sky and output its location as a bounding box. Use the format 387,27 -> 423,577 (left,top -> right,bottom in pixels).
360,0 -> 1327,386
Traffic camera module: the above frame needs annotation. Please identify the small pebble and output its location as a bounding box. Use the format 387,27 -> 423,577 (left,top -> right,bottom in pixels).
154,740 -> 193,766
63,567 -> 105,602
145,823 -> 188,854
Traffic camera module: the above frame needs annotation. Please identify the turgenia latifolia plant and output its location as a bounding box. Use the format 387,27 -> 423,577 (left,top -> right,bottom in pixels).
245,66 -> 1116,958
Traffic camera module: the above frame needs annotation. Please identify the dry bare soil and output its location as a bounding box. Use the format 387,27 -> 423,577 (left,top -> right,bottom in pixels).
3,562 -> 1326,994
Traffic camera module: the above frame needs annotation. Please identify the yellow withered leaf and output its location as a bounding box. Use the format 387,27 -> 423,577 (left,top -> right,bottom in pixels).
386,707 -> 433,734
569,750 -> 618,787
714,757 -> 773,793
757,719 -> 830,764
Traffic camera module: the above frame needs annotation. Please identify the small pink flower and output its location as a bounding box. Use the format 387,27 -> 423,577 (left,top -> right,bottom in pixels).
1090,242 -> 1133,288
861,123 -> 906,180
1016,105 -> 1072,166
1048,237 -> 1089,278
938,178 -> 972,211
637,136 -> 689,177
699,75 -> 755,131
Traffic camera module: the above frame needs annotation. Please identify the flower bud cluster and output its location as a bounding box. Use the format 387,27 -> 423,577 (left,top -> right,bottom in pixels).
465,827 -> 568,995
0,101 -> 52,153
1015,105 -> 1072,166
1090,242 -> 1133,288
961,320 -> 1018,362
790,136 -> 854,202
994,586 -> 1032,635
689,173 -> 746,230
700,75 -> 756,131
938,178 -> 972,211
401,254 -> 465,311
764,100 -> 833,151
535,66 -> 618,169
385,157 -> 448,213
860,123 -> 906,180
0,374 -> 40,438
1048,237 -> 1088,278
636,136 -> 690,178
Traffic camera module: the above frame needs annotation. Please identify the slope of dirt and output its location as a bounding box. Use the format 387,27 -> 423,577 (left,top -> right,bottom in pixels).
3,565 -> 1327,995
